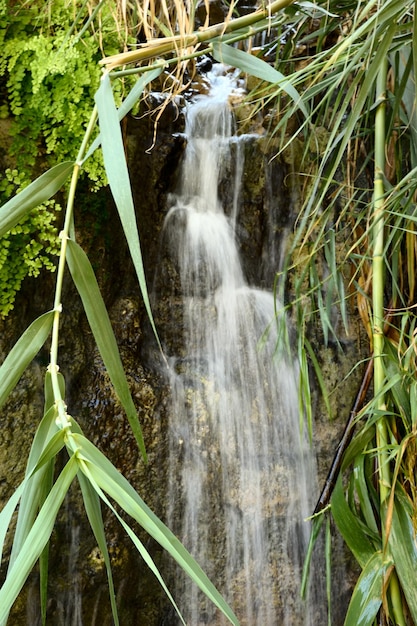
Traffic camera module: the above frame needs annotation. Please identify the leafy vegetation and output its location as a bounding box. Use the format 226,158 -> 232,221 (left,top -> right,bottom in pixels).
1,0 -> 417,624
0,0 -> 135,315
265,2 -> 417,625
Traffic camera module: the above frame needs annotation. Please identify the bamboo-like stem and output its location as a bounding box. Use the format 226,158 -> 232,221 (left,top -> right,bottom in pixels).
373,58 -> 389,504
99,0 -> 296,69
49,106 -> 99,431
108,15 -> 284,78
372,40 -> 408,626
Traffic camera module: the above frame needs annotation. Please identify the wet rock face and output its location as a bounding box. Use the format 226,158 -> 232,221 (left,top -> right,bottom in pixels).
0,91 -> 363,625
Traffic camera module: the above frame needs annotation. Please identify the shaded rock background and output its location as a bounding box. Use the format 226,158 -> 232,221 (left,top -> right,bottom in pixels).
0,81 -> 365,624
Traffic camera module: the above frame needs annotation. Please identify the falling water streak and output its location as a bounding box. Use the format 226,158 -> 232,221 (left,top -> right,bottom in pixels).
161,64 -> 323,625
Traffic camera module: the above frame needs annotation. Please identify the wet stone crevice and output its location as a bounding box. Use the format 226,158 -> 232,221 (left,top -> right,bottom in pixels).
0,87 -> 366,625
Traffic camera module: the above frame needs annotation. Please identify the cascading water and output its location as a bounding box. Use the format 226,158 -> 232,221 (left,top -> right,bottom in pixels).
158,64 -> 324,625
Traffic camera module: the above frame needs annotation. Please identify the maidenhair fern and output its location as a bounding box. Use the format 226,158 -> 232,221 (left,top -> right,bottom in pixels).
0,169 -> 61,316
0,1 -> 137,317
0,29 -> 105,184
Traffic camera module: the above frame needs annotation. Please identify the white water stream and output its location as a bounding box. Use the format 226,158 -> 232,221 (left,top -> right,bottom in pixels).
161,65 -> 323,625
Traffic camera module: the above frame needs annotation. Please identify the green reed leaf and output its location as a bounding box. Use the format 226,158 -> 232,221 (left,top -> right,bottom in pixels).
10,427 -> 65,567
0,311 -> 54,409
73,433 -> 240,626
353,456 -> 379,535
211,42 -> 309,118
65,237 -> 146,461
301,514 -> 323,599
0,455 -> 78,625
388,493 -> 417,622
304,337 -> 332,419
94,73 -> 161,354
78,471 -> 119,626
79,465 -> 185,625
344,551 -> 391,626
0,483 -> 25,570
0,162 -> 73,238
83,67 -> 163,162
331,476 -> 377,568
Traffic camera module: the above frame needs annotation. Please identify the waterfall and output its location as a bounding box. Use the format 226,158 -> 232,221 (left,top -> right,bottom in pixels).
158,64 -> 323,625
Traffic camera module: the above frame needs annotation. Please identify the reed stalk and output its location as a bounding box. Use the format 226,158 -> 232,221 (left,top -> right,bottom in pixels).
373,58 -> 389,505
373,49 -> 407,626
99,0 -> 296,69
49,105 -> 98,434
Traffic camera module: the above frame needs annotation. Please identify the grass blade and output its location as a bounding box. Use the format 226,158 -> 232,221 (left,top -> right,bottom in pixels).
66,238 -> 146,460
388,493 -> 417,622
79,465 -> 185,625
77,472 -> 120,625
211,42 -> 309,118
331,476 -> 377,568
0,483 -> 25,570
94,73 -> 161,353
73,433 -> 240,626
0,162 -> 73,237
10,428 -> 66,562
0,455 -> 78,625
0,311 -> 54,409
83,67 -> 163,162
344,551 -> 392,626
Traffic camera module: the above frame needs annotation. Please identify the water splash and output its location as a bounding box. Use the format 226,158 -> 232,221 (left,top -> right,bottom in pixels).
159,64 -> 323,625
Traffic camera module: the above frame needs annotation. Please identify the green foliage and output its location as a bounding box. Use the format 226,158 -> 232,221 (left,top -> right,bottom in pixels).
0,169 -> 61,317
0,4 -> 106,186
267,2 -> 417,624
2,0 -> 417,623
0,1 -> 142,316
0,22 -> 243,620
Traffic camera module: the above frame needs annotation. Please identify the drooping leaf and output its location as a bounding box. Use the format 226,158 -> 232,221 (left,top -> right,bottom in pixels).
66,237 -> 146,461
0,483 -> 25,570
344,551 -> 392,626
388,493 -> 417,622
0,311 -> 54,409
78,471 -> 119,626
83,67 -> 163,162
94,73 -> 162,355
73,433 -> 240,626
331,476 -> 377,568
9,427 -> 66,568
297,1 -> 338,17
0,455 -> 78,624
353,456 -> 379,535
301,513 -> 323,599
0,162 -> 73,237
1,403 -> 61,571
211,41 -> 309,118
79,465 -> 185,625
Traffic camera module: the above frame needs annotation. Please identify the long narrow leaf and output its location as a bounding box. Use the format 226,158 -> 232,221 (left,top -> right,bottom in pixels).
331,476 -> 377,568
0,483 -> 25,570
388,494 -> 417,622
0,162 -> 73,237
83,67 -> 163,162
79,464 -> 185,625
0,456 -> 78,624
0,311 -> 54,409
73,433 -> 239,626
0,412 -> 62,570
211,42 -> 309,118
77,472 -> 119,625
344,551 -> 391,626
66,238 -> 146,460
9,428 -> 66,567
94,73 -> 161,354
